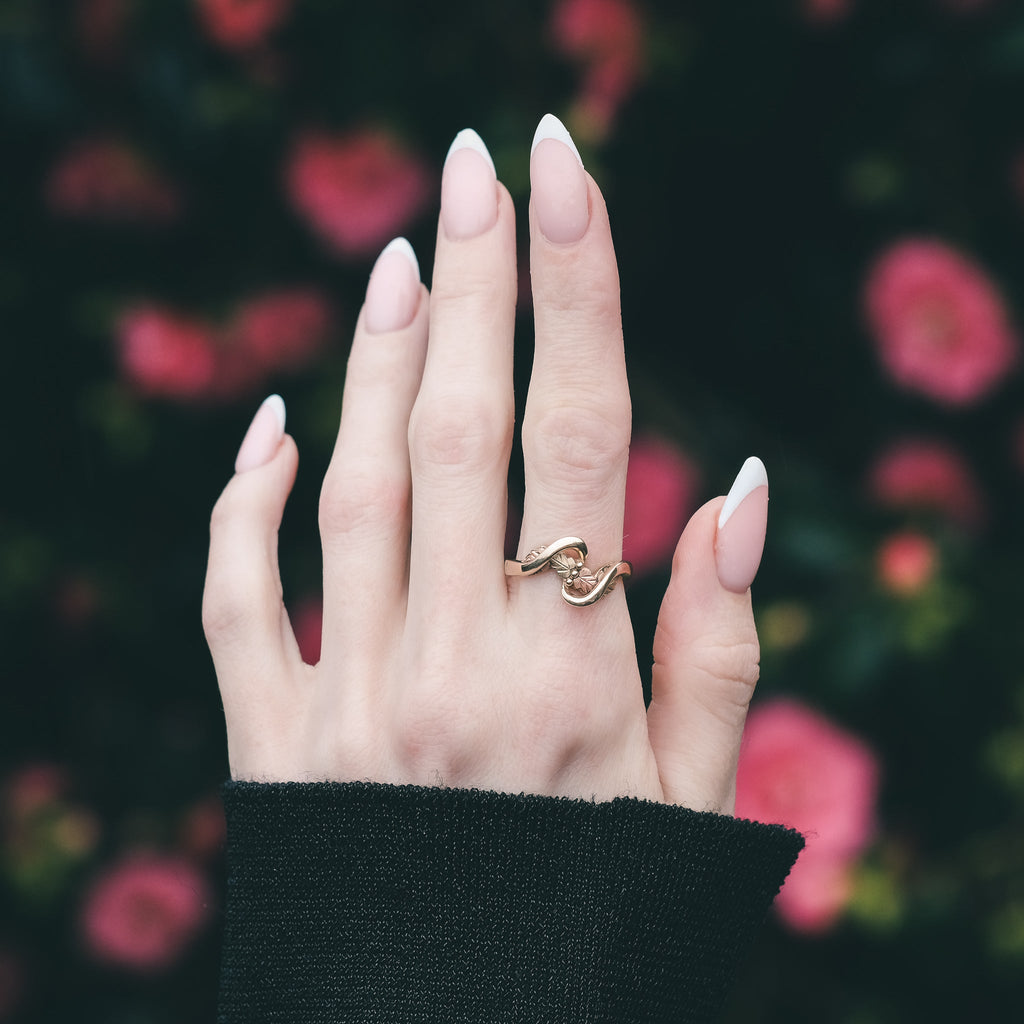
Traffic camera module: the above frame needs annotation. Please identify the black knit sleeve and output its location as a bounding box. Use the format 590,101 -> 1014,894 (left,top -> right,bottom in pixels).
218,781 -> 803,1024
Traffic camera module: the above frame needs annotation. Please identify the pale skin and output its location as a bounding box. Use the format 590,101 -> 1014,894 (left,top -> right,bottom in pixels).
202,117 -> 765,815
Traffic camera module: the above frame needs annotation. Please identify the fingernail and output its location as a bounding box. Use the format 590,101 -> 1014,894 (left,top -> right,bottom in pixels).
441,128 -> 498,240
530,112 -> 589,244
235,394 -> 286,474
715,456 -> 769,593
364,237 -> 421,334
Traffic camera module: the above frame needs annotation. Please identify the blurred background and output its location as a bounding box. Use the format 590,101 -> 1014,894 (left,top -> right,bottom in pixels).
2,0 -> 1024,1019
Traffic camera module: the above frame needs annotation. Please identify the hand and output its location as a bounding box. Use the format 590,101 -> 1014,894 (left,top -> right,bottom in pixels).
201,115 -> 769,814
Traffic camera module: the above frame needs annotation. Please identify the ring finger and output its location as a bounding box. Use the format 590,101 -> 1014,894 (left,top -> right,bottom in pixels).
518,115 -> 631,609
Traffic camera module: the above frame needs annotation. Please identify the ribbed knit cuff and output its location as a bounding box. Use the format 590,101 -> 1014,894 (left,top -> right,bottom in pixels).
219,781 -> 803,1024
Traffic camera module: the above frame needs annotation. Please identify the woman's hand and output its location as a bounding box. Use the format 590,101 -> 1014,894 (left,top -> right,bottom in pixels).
201,115 -> 769,814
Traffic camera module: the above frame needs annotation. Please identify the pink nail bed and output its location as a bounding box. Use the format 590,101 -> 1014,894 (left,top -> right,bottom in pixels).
530,113 -> 589,244
715,456 -> 769,593
441,129 -> 498,241
234,394 -> 286,474
365,237 -> 421,334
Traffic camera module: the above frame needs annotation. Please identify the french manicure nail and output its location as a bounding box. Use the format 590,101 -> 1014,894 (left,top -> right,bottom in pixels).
235,394 -> 286,474
441,128 -> 498,240
530,112 -> 589,244
715,456 -> 769,593
364,237 -> 421,334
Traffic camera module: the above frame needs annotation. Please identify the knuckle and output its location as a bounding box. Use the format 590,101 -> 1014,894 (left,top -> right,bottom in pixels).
318,466 -> 408,540
524,402 -> 630,485
409,394 -> 511,470
201,574 -> 254,645
391,681 -> 483,776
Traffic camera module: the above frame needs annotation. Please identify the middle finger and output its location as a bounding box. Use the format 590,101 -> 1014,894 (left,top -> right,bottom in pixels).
407,130 -> 518,618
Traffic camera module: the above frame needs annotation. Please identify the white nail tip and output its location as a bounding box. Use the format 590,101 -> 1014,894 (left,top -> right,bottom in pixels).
263,394 -> 286,435
531,112 -> 583,166
718,456 -> 769,529
445,128 -> 496,175
379,236 -> 420,280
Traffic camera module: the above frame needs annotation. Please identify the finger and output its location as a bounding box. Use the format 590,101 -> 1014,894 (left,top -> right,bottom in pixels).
647,458 -> 769,814
319,238 -> 428,661
407,130 -> 517,616
518,115 -> 630,605
203,396 -> 302,701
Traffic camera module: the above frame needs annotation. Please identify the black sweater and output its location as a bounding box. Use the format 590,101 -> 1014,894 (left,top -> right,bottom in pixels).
219,781 -> 803,1023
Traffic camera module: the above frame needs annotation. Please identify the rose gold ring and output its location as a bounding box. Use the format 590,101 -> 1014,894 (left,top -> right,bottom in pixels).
504,537 -> 631,607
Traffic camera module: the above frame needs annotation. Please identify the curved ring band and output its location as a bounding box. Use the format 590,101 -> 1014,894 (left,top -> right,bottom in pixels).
504,537 -> 632,607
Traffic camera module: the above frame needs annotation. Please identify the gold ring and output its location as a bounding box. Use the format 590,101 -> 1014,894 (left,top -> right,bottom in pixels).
504,537 -> 631,607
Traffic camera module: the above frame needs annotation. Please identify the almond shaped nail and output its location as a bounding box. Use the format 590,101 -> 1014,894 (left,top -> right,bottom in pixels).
441,128 -> 498,240
234,394 -> 286,474
715,456 -> 769,593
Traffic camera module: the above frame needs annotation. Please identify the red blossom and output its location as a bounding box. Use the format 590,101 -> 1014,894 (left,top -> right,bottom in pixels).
876,531 -> 937,595
45,140 -> 180,224
194,0 -> 293,51
286,130 -> 433,259
80,854 -> 210,970
227,288 -> 333,374
550,0 -> 645,138
735,699 -> 880,932
866,438 -> 985,529
117,306 -> 219,399
864,238 -> 1018,406
622,435 -> 699,576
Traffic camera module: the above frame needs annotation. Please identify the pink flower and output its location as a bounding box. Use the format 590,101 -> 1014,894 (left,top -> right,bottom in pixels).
876,531 -> 937,594
291,596 -> 323,666
735,699 -> 880,932
864,238 -> 1018,405
227,288 -> 333,374
774,849 -> 855,932
194,0 -> 293,50
117,306 -> 219,399
866,438 -> 985,529
45,140 -> 180,224
622,436 -> 699,576
550,0 -> 645,139
286,130 -> 433,258
81,854 -> 210,970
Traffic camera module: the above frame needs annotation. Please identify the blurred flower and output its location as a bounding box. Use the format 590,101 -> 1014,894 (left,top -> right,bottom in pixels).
736,699 -> 880,932
45,140 -> 180,224
80,854 -> 210,970
5,764 -> 66,817
117,306 -> 219,399
180,795 -> 227,861
864,238 -> 1018,406
622,435 -> 699,576
550,0 -> 645,140
194,0 -> 293,51
802,0 -> 853,23
876,531 -> 937,595
4,764 -> 100,903
866,438 -> 985,529
292,596 -> 323,666
286,130 -> 432,258
226,288 -> 333,375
